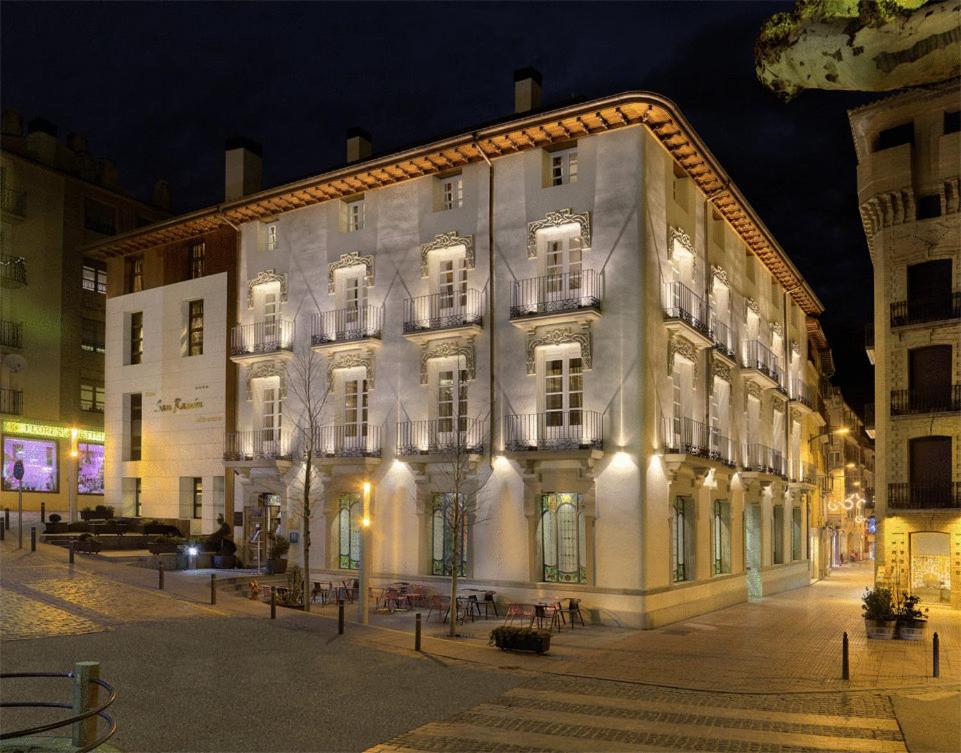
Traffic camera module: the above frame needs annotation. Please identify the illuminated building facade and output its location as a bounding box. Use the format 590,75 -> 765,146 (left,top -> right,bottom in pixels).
850,82 -> 961,607
1,111 -> 166,513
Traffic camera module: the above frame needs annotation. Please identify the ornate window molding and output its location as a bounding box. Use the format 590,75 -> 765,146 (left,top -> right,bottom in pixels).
420,231 -> 474,278
247,269 -> 288,309
790,408 -> 802,424
790,338 -> 800,355
419,337 -> 476,384
326,348 -> 376,389
668,334 -> 699,380
327,252 -> 374,294
668,226 -> 694,258
527,208 -> 591,259
246,361 -> 287,400
711,357 -> 732,383
711,264 -> 729,288
771,321 -> 784,338
526,323 -> 592,374
745,297 -> 760,315
745,381 -> 763,400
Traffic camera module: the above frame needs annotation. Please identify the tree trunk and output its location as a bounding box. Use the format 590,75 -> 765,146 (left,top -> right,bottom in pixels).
448,502 -> 459,637
302,442 -> 312,613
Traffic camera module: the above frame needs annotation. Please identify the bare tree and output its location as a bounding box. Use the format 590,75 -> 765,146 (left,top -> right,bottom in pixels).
286,348 -> 331,612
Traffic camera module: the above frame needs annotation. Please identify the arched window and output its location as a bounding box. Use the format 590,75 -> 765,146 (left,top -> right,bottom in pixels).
431,493 -> 467,576
541,493 -> 587,583
337,494 -> 361,569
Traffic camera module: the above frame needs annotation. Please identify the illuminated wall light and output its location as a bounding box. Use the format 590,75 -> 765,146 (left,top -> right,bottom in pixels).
362,517 -> 371,528
493,455 -> 511,471
610,451 -> 635,471
362,481 -> 371,495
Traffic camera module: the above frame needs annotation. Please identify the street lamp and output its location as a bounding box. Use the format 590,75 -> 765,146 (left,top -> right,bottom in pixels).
358,480 -> 372,624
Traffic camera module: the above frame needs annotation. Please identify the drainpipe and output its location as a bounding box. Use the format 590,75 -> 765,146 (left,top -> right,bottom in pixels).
474,139 -> 496,469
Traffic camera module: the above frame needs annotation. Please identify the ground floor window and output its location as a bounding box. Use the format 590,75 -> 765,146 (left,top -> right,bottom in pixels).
672,496 -> 694,582
2,436 -> 58,493
431,493 -> 467,576
77,443 -> 104,495
773,504 -> 784,564
337,493 -> 361,570
541,492 -> 587,583
713,500 -> 731,575
791,506 -> 802,561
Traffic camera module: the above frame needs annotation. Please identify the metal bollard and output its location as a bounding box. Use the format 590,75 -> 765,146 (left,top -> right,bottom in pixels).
338,599 -> 345,634
30,527 -> 36,552
71,661 -> 100,748
270,587 -> 277,619
842,632 -> 850,680
415,612 -> 422,652
40,502 -> 45,523
210,574 -> 217,605
158,561 -> 165,590
69,541 -> 75,564
933,632 -> 940,678
3,508 -> 8,529
0,519 -> 5,541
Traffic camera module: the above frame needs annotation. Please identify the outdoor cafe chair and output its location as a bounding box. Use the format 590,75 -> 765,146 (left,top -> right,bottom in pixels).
426,594 -> 450,623
310,581 -> 332,605
503,602 -> 535,628
565,597 -> 585,628
534,603 -> 562,632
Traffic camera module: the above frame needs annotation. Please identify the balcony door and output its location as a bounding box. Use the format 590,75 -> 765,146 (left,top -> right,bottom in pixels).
260,385 -> 282,455
262,290 -> 279,341
437,257 -> 467,321
545,236 -> 583,305
909,436 -> 952,505
542,355 -> 583,446
436,368 -> 468,448
344,274 -> 368,336
343,377 -> 369,454
909,345 -> 951,410
907,259 -> 952,317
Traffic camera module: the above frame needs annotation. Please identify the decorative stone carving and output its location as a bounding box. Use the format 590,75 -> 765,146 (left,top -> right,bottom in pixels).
247,269 -> 288,308
527,208 -> 591,259
771,321 -> 783,337
772,398 -> 785,412
420,232 -> 474,278
711,264 -> 729,287
327,252 -> 374,294
419,337 -> 476,384
745,297 -> 760,315
745,381 -> 763,400
668,334 -> 699,380
668,226 -> 694,257
712,358 -> 732,383
526,324 -> 592,374
246,361 -> 287,400
326,349 -> 375,389
791,338 -> 800,355
790,408 -> 802,423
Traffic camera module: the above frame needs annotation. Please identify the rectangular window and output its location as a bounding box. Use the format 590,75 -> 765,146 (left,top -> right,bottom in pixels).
129,393 -> 142,461
262,386 -> 281,438
437,369 -> 468,434
945,110 -> 961,135
545,236 -> 583,298
875,122 -> 913,151
81,258 -> 107,293
540,493 -> 587,583
437,173 -> 463,210
84,197 -> 117,235
81,318 -> 105,353
2,437 -> 58,493
188,300 -> 204,356
438,257 -> 467,311
125,255 -> 144,293
192,477 -> 203,519
544,356 -> 583,430
134,478 -> 142,517
338,493 -> 361,569
916,194 -> 941,220
344,378 -> 368,439
129,312 -> 143,364
773,504 -> 784,564
432,493 -> 468,576
548,147 -> 577,186
265,222 -> 279,251
791,506 -> 802,561
343,197 -> 365,232
77,443 -> 104,495
713,500 -> 731,575
188,243 -> 206,279
672,497 -> 693,582
80,383 -> 105,413
344,276 -> 366,324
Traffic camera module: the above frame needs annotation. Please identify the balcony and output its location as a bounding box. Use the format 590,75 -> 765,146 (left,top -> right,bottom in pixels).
0,255 -> 26,289
311,424 -> 382,460
403,289 -> 483,340
1,188 -> 26,219
658,416 -> 735,466
0,320 -> 22,349
0,387 -> 23,415
788,378 -> 816,413
890,292 -> 960,328
509,270 -> 601,326
802,462 -> 818,485
888,482 -> 961,511
865,323 -> 875,365
224,429 -> 294,462
505,411 -> 602,453
395,418 -> 487,458
710,318 -> 737,363
311,306 -> 382,351
743,443 -> 787,477
741,340 -> 781,390
865,402 -> 875,439
890,386 -> 960,416
662,282 -> 712,348
230,319 -> 294,362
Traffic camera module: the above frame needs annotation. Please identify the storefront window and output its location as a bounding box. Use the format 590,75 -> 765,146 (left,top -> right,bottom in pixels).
77,443 -> 104,495
2,436 -> 59,492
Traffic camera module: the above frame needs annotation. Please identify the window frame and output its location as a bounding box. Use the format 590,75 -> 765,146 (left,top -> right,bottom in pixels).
337,493 -> 361,570
547,146 -> 578,187
188,242 -> 206,279
431,493 -> 468,576
192,477 -> 203,519
129,393 -> 142,461
81,260 -> 107,294
129,312 -> 144,364
540,492 -> 587,583
187,299 -> 204,356
343,196 -> 365,232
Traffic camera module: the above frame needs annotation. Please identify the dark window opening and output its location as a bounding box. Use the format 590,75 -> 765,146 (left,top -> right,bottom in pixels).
875,122 -> 914,152
129,393 -> 142,461
188,243 -> 205,279
916,194 -> 942,220
945,110 -> 961,135
129,312 -> 143,364
125,255 -> 143,293
188,300 -> 203,356
84,198 -> 117,235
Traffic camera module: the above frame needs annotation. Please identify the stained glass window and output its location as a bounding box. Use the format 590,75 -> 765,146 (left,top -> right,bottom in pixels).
338,494 -> 361,570
431,494 -> 468,576
540,493 -> 587,583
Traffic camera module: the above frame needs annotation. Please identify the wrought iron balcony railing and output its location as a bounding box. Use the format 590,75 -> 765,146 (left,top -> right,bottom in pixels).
311,424 -> 382,458
230,319 -> 294,357
710,318 -> 737,360
311,306 -> 383,346
224,429 -> 294,461
662,281 -> 710,336
789,378 -> 816,409
403,289 -> 483,333
505,411 -> 602,452
510,270 -> 600,319
1,187 -> 26,217
0,255 -> 27,287
890,292 -> 961,327
659,416 -> 735,466
0,320 -> 22,349
0,387 -> 23,415
888,482 -> 961,510
802,462 -> 818,485
742,340 -> 782,384
743,443 -> 786,477
890,385 -> 960,415
396,418 -> 487,456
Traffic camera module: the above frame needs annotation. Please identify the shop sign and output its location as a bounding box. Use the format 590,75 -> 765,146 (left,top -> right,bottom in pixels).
1,420 -> 104,444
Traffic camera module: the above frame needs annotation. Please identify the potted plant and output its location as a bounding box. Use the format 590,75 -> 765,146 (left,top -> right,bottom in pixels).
489,626 -> 552,654
45,513 -> 68,534
266,536 -> 289,574
80,507 -> 94,521
75,533 -> 103,554
895,592 -> 928,640
862,586 -> 896,639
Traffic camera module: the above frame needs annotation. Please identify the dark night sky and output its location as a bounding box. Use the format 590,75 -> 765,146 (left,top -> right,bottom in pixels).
1,1 -> 876,411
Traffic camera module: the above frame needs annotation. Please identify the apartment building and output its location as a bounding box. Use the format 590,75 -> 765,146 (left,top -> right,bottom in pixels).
0,111 -> 167,514
92,74 -> 835,625
851,81 -> 960,607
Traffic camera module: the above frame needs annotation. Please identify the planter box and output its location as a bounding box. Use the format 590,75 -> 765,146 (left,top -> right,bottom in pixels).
266,559 -> 288,575
489,628 -> 552,654
149,543 -> 179,555
898,621 -> 927,641
75,540 -> 102,554
45,522 -> 69,534
865,618 -> 897,640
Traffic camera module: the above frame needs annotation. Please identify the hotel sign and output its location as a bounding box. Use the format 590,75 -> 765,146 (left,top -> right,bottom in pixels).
2,420 -> 104,444
154,397 -> 205,414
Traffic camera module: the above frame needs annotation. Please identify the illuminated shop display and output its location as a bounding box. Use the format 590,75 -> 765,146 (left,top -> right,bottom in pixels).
2,436 -> 59,493
78,442 -> 105,495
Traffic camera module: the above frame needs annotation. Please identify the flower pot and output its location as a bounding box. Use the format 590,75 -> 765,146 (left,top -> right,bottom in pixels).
489,628 -> 551,654
865,618 -> 897,639
898,620 -> 927,641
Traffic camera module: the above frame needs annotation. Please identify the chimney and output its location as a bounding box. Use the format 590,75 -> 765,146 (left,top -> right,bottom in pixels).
153,179 -> 171,212
514,67 -> 542,114
2,109 -> 23,137
345,127 -> 372,164
26,117 -> 58,165
66,132 -> 87,154
224,137 -> 262,201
